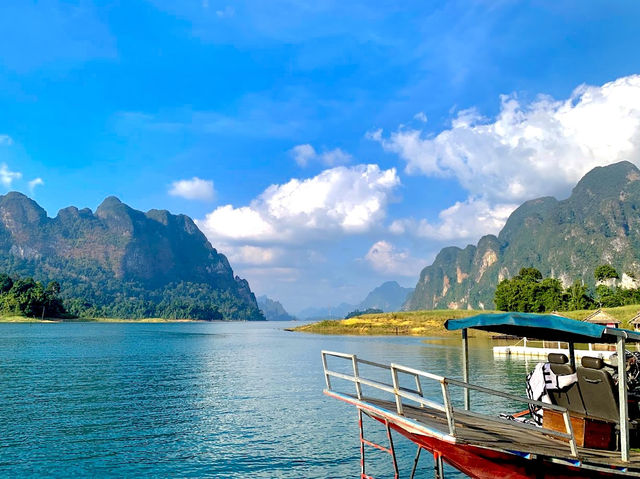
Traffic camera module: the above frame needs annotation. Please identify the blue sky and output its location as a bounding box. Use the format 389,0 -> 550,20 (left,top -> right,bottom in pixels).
2,1 -> 640,313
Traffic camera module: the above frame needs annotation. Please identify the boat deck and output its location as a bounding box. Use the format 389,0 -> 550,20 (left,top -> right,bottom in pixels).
344,392 -> 640,470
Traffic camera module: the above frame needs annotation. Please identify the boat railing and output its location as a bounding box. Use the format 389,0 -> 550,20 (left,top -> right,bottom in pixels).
321,350 -> 579,458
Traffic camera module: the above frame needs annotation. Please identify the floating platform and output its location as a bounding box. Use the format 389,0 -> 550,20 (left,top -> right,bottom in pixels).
493,345 -> 616,360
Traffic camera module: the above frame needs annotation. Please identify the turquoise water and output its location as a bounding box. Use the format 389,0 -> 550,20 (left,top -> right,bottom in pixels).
0,321 -> 529,478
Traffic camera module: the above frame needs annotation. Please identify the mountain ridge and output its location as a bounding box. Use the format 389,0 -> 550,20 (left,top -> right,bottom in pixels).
298,280 -> 414,319
0,192 -> 263,320
405,161 -> 640,311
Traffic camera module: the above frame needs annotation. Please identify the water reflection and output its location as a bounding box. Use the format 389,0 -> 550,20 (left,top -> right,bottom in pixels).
0,322 -> 541,478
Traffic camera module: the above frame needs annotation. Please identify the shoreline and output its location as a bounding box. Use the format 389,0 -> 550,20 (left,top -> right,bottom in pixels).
0,317 -> 241,323
292,305 -> 640,336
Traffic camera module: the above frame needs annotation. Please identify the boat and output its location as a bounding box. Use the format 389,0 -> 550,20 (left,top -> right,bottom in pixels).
321,312 -> 640,478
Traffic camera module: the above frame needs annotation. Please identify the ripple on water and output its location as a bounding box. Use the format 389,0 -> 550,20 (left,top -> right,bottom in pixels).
0,322 -> 530,478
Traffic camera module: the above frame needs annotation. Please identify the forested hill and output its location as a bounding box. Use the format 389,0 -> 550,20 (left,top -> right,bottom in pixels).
405,161 -> 640,311
257,295 -> 296,321
0,192 -> 264,320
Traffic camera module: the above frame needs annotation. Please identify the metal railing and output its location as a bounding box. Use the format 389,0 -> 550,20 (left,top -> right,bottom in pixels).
322,350 -> 578,458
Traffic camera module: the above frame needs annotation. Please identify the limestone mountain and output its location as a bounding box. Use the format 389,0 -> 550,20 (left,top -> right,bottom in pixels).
359,281 -> 414,312
0,192 -> 263,320
299,281 -> 414,319
405,161 -> 640,311
257,295 -> 296,321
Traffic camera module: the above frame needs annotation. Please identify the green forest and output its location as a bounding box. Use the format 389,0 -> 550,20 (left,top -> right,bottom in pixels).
0,274 -> 67,318
0,271 -> 264,321
494,265 -> 640,313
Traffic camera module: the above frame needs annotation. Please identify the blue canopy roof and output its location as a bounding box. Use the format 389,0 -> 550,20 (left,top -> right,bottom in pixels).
444,312 -> 639,343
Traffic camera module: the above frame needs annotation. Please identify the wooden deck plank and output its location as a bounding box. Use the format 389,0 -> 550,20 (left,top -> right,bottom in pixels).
354,395 -> 640,469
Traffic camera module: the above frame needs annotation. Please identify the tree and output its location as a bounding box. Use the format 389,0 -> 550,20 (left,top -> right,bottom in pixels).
595,284 -> 620,307
566,280 -> 593,311
517,267 -> 543,283
0,273 -> 13,293
594,264 -> 619,282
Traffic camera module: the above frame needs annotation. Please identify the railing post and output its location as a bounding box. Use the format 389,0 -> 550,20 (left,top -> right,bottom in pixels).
321,352 -> 332,390
462,329 -> 470,410
352,354 -> 362,400
561,410 -> 578,457
617,335 -> 629,462
391,365 -> 404,415
440,379 -> 456,437
414,374 -> 424,407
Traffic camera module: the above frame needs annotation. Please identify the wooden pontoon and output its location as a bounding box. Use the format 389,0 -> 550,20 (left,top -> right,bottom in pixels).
322,312 -> 640,478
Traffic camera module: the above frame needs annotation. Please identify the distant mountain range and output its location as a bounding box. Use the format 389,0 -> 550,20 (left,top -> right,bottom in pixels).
404,161 -> 640,311
298,281 -> 414,319
257,295 -> 296,321
0,192 -> 263,320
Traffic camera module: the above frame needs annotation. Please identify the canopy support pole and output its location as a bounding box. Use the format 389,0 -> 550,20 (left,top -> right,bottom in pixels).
568,342 -> 576,370
616,334 -> 629,462
462,328 -> 470,410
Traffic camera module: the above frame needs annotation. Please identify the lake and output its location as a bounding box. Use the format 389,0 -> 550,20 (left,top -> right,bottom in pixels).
0,321 -> 531,478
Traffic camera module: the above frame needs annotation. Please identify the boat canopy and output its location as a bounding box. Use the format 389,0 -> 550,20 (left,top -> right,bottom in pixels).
444,312 -> 640,344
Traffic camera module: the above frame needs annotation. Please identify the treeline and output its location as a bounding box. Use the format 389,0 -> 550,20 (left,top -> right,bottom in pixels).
344,308 -> 383,319
0,257 -> 264,321
64,281 -> 264,321
494,265 -> 640,312
0,274 -> 67,318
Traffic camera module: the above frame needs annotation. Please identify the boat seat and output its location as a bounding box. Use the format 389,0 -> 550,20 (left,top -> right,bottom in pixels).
577,356 -> 620,423
547,353 -> 586,415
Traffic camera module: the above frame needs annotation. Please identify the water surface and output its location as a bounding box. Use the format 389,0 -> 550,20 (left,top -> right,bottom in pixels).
0,321 -> 531,478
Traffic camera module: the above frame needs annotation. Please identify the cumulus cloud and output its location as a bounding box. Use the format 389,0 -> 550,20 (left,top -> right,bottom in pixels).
0,135 -> 13,145
169,177 -> 215,201
390,198 -> 517,241
364,240 -> 422,277
290,143 -> 352,167
0,163 -> 22,187
197,164 -> 400,247
223,245 -> 282,265
373,75 -> 640,241
28,178 -> 44,193
414,112 -> 428,123
376,75 -> 640,204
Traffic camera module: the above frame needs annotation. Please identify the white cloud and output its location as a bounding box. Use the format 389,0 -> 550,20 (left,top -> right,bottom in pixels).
0,163 -> 22,188
373,75 -> 640,242
169,177 -> 215,201
0,135 -> 13,145
289,143 -> 352,167
197,164 -> 400,247
376,75 -> 640,204
414,112 -> 428,123
290,144 -> 316,167
364,240 -> 422,277
28,178 -> 44,193
216,6 -> 235,18
223,245 -> 282,265
390,198 -> 518,241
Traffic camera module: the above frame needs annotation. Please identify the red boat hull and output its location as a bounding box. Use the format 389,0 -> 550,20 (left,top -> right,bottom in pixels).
386,421 -> 622,478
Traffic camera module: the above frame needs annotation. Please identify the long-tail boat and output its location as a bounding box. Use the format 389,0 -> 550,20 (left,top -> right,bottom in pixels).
321,312 -> 640,478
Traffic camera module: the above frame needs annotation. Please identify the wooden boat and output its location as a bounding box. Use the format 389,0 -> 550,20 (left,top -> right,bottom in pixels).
321,312 -> 640,478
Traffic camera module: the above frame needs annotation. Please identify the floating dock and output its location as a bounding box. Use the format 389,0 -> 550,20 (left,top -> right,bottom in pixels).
493,345 -> 615,360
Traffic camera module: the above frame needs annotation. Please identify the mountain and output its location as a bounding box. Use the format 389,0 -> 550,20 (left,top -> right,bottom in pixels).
298,281 -> 414,319
297,302 -> 354,320
0,192 -> 264,320
405,161 -> 640,311
358,281 -> 414,312
257,295 -> 296,321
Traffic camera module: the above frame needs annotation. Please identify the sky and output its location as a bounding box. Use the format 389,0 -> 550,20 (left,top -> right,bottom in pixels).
2,1 -> 640,314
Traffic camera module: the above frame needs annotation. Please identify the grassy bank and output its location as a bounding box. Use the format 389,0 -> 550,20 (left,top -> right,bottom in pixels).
0,315 -> 199,323
292,305 -> 640,336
